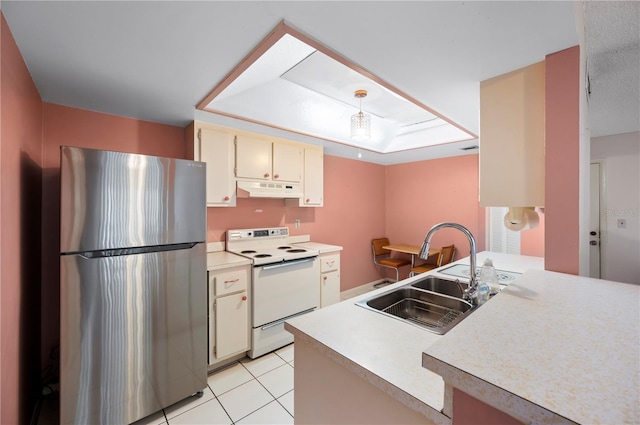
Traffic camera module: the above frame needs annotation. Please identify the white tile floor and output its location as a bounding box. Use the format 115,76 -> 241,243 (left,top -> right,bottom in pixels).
132,344 -> 295,425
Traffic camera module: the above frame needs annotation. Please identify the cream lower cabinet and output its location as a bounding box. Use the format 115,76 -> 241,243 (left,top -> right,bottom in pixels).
319,251 -> 340,307
208,265 -> 250,366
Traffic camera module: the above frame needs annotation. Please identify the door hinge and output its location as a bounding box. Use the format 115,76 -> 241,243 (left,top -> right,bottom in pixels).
197,128 -> 201,141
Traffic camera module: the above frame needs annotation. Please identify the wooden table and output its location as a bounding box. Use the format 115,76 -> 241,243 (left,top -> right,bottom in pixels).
383,244 -> 440,268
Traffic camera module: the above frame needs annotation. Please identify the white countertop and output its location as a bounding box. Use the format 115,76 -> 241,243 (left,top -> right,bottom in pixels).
293,241 -> 343,253
206,251 -> 251,271
285,251 -> 542,424
422,268 -> 640,424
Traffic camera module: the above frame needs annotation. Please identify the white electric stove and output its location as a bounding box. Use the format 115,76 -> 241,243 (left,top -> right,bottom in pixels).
226,227 -> 319,358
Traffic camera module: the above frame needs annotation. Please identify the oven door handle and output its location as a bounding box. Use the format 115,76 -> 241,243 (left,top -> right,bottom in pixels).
260,257 -> 316,270
261,308 -> 317,330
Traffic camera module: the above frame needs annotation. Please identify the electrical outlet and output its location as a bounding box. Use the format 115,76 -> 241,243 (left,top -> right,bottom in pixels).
295,219 -> 301,229
617,219 -> 627,228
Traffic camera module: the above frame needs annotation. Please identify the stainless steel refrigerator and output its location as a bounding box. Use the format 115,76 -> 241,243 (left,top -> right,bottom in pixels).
59,146 -> 207,424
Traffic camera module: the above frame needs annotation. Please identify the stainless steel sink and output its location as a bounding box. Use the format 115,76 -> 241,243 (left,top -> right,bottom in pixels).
356,281 -> 474,335
411,275 -> 468,298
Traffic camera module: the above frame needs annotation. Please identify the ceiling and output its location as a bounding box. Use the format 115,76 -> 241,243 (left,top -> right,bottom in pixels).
2,1 -> 637,165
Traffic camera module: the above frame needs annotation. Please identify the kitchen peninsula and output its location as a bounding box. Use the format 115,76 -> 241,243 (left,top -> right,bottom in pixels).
285,252 -> 639,424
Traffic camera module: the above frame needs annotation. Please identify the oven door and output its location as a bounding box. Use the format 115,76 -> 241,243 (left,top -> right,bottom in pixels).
252,256 -> 319,327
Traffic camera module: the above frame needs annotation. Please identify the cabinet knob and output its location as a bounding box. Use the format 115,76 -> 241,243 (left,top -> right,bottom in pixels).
224,196 -> 230,201
306,198 -> 310,203
274,174 -> 280,179
242,295 -> 247,301
323,276 -> 327,280
264,172 -> 270,178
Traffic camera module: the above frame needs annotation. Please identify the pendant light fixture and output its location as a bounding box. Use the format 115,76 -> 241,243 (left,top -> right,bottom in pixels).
350,89 -> 371,141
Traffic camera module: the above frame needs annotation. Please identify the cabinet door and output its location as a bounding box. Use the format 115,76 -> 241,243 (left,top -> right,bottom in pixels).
479,62 -> 544,207
303,148 -> 323,206
273,142 -> 303,183
199,127 -> 236,206
235,135 -> 272,180
320,271 -> 340,308
215,292 -> 249,359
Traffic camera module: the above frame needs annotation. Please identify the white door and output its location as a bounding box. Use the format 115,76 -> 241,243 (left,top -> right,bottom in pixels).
488,207 -> 520,254
589,163 -> 601,278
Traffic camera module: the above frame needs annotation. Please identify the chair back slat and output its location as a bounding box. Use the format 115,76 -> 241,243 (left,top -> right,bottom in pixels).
371,238 -> 391,257
438,244 -> 456,266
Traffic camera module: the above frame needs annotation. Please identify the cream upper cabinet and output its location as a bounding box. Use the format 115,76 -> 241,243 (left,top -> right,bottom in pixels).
235,135 -> 303,183
479,61 -> 545,208
187,122 -> 236,207
235,134 -> 272,180
286,146 -> 324,207
272,142 -> 303,182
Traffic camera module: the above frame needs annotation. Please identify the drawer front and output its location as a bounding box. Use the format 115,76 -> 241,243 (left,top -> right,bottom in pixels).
320,254 -> 340,273
214,269 -> 248,296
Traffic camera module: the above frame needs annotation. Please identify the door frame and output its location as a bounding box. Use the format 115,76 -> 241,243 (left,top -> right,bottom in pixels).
590,160 -> 607,279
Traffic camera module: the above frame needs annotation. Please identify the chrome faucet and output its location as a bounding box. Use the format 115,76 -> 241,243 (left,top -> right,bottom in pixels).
419,222 -> 478,303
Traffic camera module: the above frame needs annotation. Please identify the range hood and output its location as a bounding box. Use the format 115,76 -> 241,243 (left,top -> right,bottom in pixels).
236,180 -> 303,199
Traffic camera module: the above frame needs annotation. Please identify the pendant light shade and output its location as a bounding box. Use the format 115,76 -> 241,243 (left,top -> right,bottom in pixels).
351,90 -> 371,141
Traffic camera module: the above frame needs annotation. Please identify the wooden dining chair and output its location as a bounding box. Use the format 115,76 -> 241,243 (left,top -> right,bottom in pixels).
438,244 -> 456,267
409,244 -> 456,276
371,238 -> 411,283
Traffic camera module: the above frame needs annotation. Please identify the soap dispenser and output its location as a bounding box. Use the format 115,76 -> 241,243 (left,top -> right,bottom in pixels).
479,258 -> 500,295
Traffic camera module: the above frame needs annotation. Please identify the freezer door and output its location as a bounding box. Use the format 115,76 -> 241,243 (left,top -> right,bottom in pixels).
60,244 -> 207,425
60,146 -> 206,253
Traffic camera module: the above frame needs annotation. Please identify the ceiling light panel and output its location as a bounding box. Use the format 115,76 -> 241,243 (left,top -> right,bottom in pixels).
200,22 -> 476,153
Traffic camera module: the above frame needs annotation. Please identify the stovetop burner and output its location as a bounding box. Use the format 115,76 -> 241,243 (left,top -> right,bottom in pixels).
226,227 -> 319,265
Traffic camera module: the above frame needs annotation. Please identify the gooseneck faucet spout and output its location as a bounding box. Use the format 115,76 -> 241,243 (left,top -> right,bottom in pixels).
419,222 -> 478,302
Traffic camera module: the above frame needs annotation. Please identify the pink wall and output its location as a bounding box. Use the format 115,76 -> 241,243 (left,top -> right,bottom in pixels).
1,13 -> 44,424
40,103 -> 186,372
521,209 -> 545,257
207,155 -> 388,291
385,155 -> 486,279
545,46 -> 580,274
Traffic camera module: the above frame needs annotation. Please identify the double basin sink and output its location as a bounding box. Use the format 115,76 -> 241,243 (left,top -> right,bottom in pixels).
356,275 -> 475,335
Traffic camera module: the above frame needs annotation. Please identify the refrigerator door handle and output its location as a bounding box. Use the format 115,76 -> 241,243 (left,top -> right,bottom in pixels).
69,242 -> 201,259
